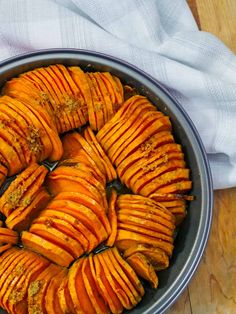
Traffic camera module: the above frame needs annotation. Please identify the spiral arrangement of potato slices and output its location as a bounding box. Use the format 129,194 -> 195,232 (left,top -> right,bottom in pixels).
0,64 -> 192,314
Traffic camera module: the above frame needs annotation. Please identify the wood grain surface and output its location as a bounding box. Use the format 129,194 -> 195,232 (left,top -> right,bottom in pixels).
167,1 -> 236,314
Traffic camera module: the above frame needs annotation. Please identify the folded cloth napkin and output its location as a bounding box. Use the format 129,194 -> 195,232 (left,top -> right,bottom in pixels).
0,0 -> 236,189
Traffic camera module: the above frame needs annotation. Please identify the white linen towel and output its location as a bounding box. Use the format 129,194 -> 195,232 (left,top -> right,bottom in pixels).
0,0 -> 236,189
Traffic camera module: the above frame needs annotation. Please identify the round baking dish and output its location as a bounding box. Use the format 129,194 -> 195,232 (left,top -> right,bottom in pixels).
0,49 -> 213,314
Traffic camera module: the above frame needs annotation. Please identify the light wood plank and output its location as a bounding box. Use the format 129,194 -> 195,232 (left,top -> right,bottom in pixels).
167,288 -> 192,314
190,0 -> 236,53
189,188 -> 236,314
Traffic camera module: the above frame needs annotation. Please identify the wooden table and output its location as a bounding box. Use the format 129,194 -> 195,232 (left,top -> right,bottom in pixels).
167,1 -> 236,313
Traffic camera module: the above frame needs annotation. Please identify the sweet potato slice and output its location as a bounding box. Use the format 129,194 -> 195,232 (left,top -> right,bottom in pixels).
126,253 -> 158,289
63,131 -> 107,177
116,133 -> 175,178
37,209 -> 96,252
29,222 -> 84,259
46,198 -> 108,244
21,231 -> 74,267
117,199 -> 175,225
0,121 -> 27,169
111,247 -> 145,297
130,159 -> 186,194
98,99 -> 155,154
84,126 -> 117,182
156,180 -> 192,194
33,215 -> 88,252
3,164 -> 48,220
87,73 -> 105,130
44,270 -> 67,314
115,230 -> 174,256
93,253 -> 123,314
54,192 -> 111,235
138,168 -> 190,196
0,228 -> 18,245
23,69 -> 67,133
109,111 -> 164,165
28,263 -> 62,314
115,116 -> 172,167
69,257 -> 96,314
117,210 -> 174,236
45,65 -> 80,129
4,96 -> 53,162
67,66 -> 90,121
106,189 -> 118,247
0,244 -> 12,255
0,163 -> 39,216
106,249 -> 141,306
96,73 -> 114,121
6,188 -> 51,232
117,223 -> 173,243
82,256 -> 110,314
0,135 -> 22,176
1,251 -> 37,311
49,165 -> 107,208
123,244 -> 169,271
55,64 -> 87,125
3,76 -> 57,130
8,250 -> 50,314
97,251 -> 133,310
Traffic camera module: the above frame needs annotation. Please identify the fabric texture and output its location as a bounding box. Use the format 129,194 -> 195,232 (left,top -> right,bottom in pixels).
0,0 -> 236,189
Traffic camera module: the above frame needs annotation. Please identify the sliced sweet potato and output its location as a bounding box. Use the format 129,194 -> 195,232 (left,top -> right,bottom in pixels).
126,253 -> 158,289
130,159 -> 186,194
37,209 -> 96,252
3,76 -> 57,130
156,180 -> 192,194
106,189 -> 118,247
82,256 -> 110,314
138,169 -> 190,196
1,250 -> 37,311
96,73 -> 114,121
69,257 -> 96,314
115,230 -> 174,256
67,66 -> 90,122
6,188 -> 51,232
0,163 -> 39,216
8,250 -> 50,314
27,263 -> 62,314
111,247 -> 145,297
44,270 -> 67,314
116,133 -> 175,177
33,215 -> 88,252
21,231 -> 74,267
106,249 -> 141,306
123,244 -> 169,271
84,126 -> 117,181
117,222 -> 173,243
117,199 -> 175,225
97,251 -> 133,310
93,253 -> 123,314
23,69 -> 67,133
115,116 -> 172,167
0,228 -> 18,245
54,192 -> 111,235
2,164 -> 48,219
0,244 -> 12,255
87,73 -> 105,130
96,95 -> 149,144
46,198 -> 108,244
29,222 -> 84,258
98,99 -> 155,154
117,210 -> 174,236
109,111 -> 164,165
